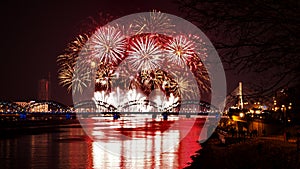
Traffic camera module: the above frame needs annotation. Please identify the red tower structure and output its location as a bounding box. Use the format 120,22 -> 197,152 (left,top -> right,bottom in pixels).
38,73 -> 51,101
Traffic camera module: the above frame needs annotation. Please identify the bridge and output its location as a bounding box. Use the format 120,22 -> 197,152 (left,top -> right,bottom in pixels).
0,99 -> 224,121
0,100 -> 74,121
74,99 -> 222,119
0,101 -> 25,112
75,99 -> 218,111
25,100 -> 70,112
0,100 -> 71,113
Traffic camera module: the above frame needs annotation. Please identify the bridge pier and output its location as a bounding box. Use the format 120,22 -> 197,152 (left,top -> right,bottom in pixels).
20,113 -> 27,119
66,113 -> 71,120
162,113 -> 168,120
82,113 -> 89,118
113,113 -> 120,120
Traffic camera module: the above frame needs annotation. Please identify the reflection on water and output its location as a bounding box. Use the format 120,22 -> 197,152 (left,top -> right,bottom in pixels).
0,117 -> 204,169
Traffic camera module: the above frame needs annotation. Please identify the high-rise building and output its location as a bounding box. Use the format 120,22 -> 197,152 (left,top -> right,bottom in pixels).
38,79 -> 50,101
38,72 -> 51,101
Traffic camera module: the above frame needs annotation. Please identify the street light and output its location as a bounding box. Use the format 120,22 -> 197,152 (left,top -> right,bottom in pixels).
282,105 -> 287,142
239,112 -> 244,118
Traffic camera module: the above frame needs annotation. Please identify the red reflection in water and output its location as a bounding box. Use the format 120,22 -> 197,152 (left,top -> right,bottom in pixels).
0,118 -> 205,169
115,120 -> 175,138
86,138 -> 94,169
80,117 -> 204,169
178,118 -> 204,168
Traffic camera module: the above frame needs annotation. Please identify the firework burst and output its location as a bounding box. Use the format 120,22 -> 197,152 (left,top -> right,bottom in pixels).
95,63 -> 115,92
134,10 -> 175,35
139,70 -> 163,95
165,35 -> 195,67
58,64 -> 91,94
125,89 -> 146,103
94,89 -> 148,112
113,23 -> 135,37
89,26 -> 126,64
163,93 -> 180,111
57,11 -> 214,109
58,64 -> 74,92
57,34 -> 91,94
93,91 -> 118,109
193,64 -> 211,94
153,92 -> 179,112
111,61 -> 135,90
188,34 -> 208,60
80,12 -> 115,35
170,76 -> 197,100
57,54 -> 74,70
57,34 -> 89,68
127,35 -> 163,71
66,34 -> 89,54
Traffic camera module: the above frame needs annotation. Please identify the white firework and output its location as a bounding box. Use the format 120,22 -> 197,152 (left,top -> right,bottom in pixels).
89,26 -> 126,64
125,89 -> 146,103
93,89 -> 147,112
94,91 -> 117,108
124,89 -> 150,112
127,36 -> 163,71
154,93 -> 179,112
165,35 -> 195,67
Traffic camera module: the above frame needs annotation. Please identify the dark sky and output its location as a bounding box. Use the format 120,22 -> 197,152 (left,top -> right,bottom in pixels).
0,0 -> 183,105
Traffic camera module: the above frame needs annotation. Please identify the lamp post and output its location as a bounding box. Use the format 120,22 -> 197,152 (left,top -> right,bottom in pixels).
282,105 -> 287,142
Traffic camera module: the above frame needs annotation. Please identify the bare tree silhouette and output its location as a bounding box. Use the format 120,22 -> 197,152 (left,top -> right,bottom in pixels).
175,0 -> 300,96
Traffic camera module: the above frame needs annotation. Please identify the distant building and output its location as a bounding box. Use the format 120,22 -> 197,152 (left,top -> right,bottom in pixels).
29,102 -> 49,112
38,79 -> 50,100
15,101 -> 30,108
14,101 -> 49,112
272,88 -> 293,112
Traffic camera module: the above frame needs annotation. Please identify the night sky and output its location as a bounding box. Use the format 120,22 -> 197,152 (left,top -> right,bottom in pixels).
0,0 -> 184,105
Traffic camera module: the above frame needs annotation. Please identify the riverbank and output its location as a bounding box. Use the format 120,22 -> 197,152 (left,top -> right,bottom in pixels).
185,135 -> 300,169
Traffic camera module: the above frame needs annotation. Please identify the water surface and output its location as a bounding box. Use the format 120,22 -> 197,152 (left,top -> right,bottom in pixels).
1,117 -> 204,169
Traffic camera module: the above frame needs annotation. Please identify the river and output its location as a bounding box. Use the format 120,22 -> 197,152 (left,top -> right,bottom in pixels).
0,116 -> 205,169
